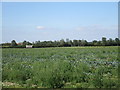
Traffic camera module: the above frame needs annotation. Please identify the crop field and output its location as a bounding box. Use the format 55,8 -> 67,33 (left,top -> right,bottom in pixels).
2,46 -> 119,88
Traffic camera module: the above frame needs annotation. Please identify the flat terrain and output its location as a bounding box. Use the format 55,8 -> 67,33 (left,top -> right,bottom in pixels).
2,46 -> 119,88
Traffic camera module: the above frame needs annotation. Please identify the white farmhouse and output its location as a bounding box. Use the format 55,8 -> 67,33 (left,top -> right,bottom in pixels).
26,45 -> 33,48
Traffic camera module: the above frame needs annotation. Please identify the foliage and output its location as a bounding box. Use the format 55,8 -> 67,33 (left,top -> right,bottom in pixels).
2,46 -> 119,88
11,40 -> 17,47
1,37 -> 120,48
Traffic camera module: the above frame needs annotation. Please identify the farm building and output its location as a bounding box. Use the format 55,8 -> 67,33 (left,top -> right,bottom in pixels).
26,45 -> 33,48
17,43 -> 23,45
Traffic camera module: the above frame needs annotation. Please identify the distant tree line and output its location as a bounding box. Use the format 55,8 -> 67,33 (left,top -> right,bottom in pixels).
1,37 -> 120,48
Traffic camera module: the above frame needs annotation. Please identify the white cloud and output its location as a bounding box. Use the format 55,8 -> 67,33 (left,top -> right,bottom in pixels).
36,26 -> 45,30
76,27 -> 86,31
75,24 -> 118,31
74,25 -> 118,41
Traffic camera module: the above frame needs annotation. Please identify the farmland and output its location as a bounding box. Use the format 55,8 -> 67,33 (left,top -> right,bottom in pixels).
2,46 -> 119,88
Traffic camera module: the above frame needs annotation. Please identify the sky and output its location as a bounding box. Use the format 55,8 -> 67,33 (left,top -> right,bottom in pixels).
2,2 -> 118,43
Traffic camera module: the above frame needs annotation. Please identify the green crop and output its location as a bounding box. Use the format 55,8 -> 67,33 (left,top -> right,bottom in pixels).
2,46 -> 119,88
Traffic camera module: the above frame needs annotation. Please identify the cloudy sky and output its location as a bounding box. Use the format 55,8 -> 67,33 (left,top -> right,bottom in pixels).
2,2 -> 118,43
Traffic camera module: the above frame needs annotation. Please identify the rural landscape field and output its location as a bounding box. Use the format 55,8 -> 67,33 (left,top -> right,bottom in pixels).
2,46 -> 119,88
2,1 -> 119,89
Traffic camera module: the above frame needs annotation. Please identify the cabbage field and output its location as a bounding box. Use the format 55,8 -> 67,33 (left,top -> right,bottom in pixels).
2,46 -> 119,88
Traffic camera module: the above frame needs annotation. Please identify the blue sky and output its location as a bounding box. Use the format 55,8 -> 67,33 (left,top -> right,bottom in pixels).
2,2 -> 118,43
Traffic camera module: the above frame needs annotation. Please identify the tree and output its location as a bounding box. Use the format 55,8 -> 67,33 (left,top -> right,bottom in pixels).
6,37 -> 120,48
66,38 -> 70,43
60,39 -> 65,47
23,40 -> 32,45
115,38 -> 119,46
78,40 -> 81,46
11,40 -> 17,47
84,40 -> 88,46
73,40 -> 78,46
81,40 -> 87,46
102,37 -> 107,46
23,41 -> 27,46
1,43 -> 11,46
69,40 -> 73,46
92,40 -> 98,46
97,41 -> 102,46
64,38 -> 71,46
107,38 -> 113,46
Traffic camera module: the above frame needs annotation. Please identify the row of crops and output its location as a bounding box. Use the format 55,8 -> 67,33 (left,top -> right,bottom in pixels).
2,46 -> 120,88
